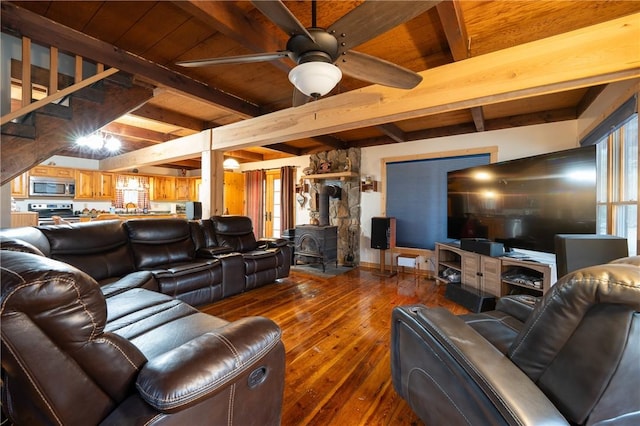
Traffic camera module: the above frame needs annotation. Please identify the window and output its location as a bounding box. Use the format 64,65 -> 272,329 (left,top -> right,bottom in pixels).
595,114 -> 638,255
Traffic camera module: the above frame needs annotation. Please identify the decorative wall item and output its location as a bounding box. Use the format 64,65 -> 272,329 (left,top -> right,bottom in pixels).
318,161 -> 332,173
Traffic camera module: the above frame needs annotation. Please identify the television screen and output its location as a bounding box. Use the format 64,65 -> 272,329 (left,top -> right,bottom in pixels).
447,146 -> 597,253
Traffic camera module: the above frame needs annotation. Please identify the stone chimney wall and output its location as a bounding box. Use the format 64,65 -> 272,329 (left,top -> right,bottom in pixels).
306,148 -> 360,266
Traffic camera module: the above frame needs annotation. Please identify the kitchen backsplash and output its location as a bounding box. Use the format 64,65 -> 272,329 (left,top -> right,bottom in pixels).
14,198 -> 177,215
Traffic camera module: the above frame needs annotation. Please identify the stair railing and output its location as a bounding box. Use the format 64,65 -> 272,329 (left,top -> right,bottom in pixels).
1,36 -> 119,126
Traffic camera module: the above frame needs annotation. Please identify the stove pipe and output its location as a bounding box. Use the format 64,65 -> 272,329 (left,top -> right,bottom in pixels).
319,185 -> 341,226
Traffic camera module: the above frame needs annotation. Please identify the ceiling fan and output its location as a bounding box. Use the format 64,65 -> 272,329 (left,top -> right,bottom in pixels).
177,0 -> 440,105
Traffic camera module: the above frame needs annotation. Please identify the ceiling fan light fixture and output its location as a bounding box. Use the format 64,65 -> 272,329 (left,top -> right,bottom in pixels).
223,158 -> 240,170
288,62 -> 342,98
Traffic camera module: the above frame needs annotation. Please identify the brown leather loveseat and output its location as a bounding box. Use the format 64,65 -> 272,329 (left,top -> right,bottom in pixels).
1,249 -> 285,425
391,256 -> 640,425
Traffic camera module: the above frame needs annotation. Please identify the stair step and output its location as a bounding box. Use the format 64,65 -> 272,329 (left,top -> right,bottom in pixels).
73,86 -> 105,103
104,71 -> 133,88
38,102 -> 72,120
1,121 -> 36,139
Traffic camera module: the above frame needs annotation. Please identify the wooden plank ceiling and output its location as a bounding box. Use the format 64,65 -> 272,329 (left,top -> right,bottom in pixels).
2,1 -> 639,170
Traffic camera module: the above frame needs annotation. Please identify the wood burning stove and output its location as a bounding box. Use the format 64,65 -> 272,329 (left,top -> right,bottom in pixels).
294,225 -> 338,272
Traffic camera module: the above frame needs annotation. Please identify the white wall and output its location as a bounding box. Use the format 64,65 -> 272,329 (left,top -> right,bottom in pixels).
240,120 -> 580,268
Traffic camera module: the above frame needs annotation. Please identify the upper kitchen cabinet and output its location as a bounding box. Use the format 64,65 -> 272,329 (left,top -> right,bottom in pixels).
150,176 -> 176,201
11,172 -> 29,198
75,170 -> 115,200
30,166 -> 74,178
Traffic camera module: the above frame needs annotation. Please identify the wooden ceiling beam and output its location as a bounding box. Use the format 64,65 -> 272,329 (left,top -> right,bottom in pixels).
376,123 -> 406,143
438,1 -> 486,132
174,1 -> 291,74
99,131 -> 211,171
470,107 -> 486,132
102,122 -> 174,143
130,103 -> 208,131
264,143 -> 303,156
224,150 -> 264,162
1,2 -> 261,118
436,0 -> 469,61
212,13 -> 640,150
576,85 -> 607,116
353,107 -> 578,148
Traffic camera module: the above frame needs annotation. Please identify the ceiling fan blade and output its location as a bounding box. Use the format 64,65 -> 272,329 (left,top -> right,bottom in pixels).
251,0 -> 315,41
292,88 -> 312,107
337,50 -> 422,89
328,0 -> 441,53
176,51 -> 291,67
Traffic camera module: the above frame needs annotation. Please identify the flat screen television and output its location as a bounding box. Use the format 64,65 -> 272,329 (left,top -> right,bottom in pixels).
447,145 -> 597,253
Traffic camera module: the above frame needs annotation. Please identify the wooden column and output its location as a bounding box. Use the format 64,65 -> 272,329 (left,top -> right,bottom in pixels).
200,149 -> 225,218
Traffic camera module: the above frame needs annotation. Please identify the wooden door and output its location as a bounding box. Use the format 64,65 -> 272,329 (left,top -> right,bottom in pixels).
223,171 -> 244,215
264,170 -> 281,237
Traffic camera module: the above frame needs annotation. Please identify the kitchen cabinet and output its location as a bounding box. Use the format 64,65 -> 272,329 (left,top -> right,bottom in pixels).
191,178 -> 201,201
30,166 -> 74,178
11,172 -> 29,198
75,170 -> 114,200
175,177 -> 192,201
11,212 -> 38,227
150,176 -> 176,200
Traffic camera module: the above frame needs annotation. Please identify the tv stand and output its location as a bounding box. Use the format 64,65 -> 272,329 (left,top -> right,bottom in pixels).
435,243 -> 554,303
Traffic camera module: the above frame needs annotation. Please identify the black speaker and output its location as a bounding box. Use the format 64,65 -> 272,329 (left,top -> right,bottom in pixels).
461,238 -> 504,257
186,201 -> 202,220
555,234 -> 628,278
445,283 -> 496,313
371,217 -> 396,249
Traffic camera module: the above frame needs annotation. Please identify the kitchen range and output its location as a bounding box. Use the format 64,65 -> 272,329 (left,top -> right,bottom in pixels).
28,203 -> 82,226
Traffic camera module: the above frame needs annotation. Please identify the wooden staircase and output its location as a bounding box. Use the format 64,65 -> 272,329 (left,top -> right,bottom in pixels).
1,38 -> 154,186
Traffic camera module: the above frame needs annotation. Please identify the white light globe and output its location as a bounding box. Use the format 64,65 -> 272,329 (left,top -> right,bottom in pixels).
288,62 -> 342,98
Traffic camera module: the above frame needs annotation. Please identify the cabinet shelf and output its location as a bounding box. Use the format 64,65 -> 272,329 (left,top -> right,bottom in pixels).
436,242 -> 554,298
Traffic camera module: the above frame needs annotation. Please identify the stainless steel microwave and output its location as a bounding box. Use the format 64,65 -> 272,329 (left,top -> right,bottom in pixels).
29,176 -> 75,198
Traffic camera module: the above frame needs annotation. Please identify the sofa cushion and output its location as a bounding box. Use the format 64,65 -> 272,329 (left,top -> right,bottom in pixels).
211,216 -> 259,252
125,219 -> 196,269
39,220 -> 136,282
100,271 -> 159,298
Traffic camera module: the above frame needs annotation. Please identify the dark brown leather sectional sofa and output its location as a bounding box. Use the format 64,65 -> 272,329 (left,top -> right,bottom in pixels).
0,215 -> 291,306
0,216 -> 291,424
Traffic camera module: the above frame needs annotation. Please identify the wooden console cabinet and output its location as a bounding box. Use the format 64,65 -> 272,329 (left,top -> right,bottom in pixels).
435,242 -> 554,297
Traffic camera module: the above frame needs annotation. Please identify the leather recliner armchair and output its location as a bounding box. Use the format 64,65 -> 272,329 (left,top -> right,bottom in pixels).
1,250 -> 285,425
391,256 -> 640,425
209,216 -> 292,289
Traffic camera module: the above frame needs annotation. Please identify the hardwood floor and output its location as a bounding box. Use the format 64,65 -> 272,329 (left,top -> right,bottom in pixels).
200,267 -> 470,426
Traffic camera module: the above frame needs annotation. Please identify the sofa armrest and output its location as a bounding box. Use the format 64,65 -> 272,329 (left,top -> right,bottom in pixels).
392,305 -> 568,425
196,246 -> 236,258
135,316 -> 282,413
258,237 -> 289,248
496,294 -> 540,323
